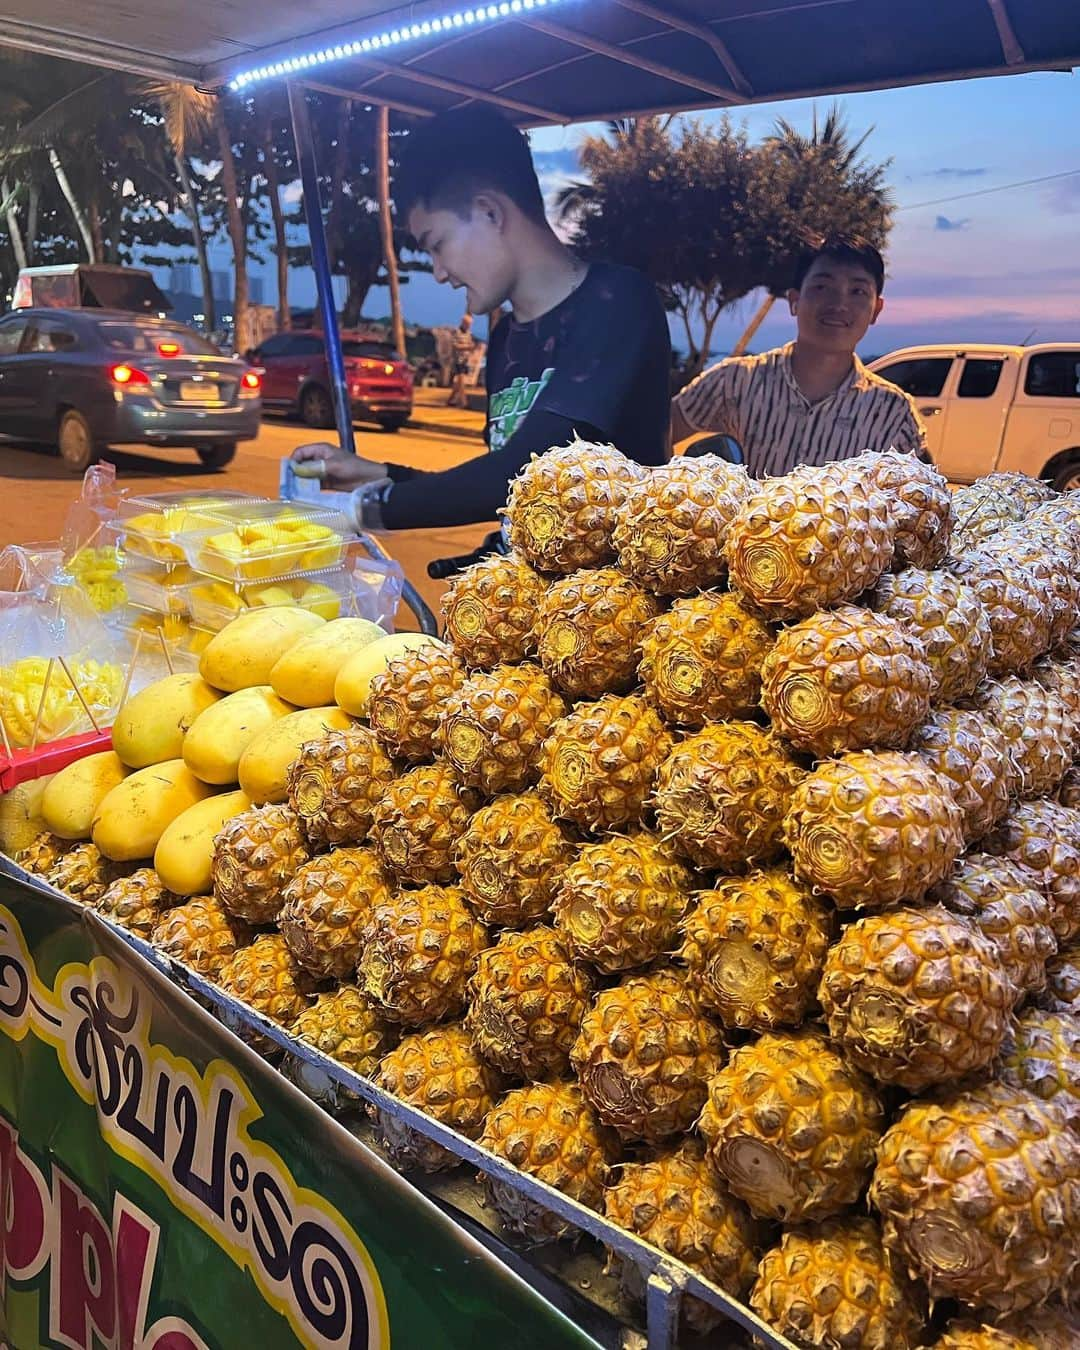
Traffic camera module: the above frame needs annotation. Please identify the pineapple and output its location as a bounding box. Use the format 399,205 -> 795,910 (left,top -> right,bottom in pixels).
212,804 -> 309,925
761,606 -> 933,757
638,590 -> 774,728
784,751 -> 964,910
966,675 -> 1077,798
477,1081 -> 620,1246
367,642 -> 465,763
279,848 -> 391,980
930,854 -> 1057,1005
678,868 -> 832,1031
1033,650 -> 1080,727
750,1218 -> 925,1350
216,933 -> 321,1055
724,459 -> 894,619
571,969 -> 723,1144
370,762 -> 480,886
15,831 -> 69,875
858,448 -> 954,568
552,829 -> 693,973
698,1030 -> 884,1223
1059,765 -> 1080,809
948,551 -> 1053,675
439,664 -> 566,796
981,800 -> 1080,944
997,1006 -> 1080,1132
950,479 -> 1030,551
48,842 -> 126,905
934,1309 -> 1080,1350
504,439 -> 646,574
440,552 -> 546,669
653,722 -> 804,871
532,567 -> 658,698
358,885 -> 488,1027
371,1023 -> 505,1172
1040,942 -> 1080,1016
464,926 -> 592,1080
908,707 -> 1011,843
977,531 -> 1080,650
455,792 -> 575,928
286,726 -> 396,847
820,906 -> 1013,1091
287,985 -> 392,1110
870,1082 -> 1080,1315
872,567 -> 991,702
538,693 -> 671,833
963,470 -> 1056,516
602,1140 -> 760,1336
96,868 -> 178,939
151,895 -> 252,980
611,455 -> 753,595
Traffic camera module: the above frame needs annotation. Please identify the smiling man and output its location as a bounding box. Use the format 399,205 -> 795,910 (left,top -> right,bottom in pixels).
672,236 -> 928,474
290,106 -> 670,530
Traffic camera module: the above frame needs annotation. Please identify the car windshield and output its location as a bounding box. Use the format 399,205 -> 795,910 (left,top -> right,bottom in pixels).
342,340 -> 402,361
96,322 -> 220,356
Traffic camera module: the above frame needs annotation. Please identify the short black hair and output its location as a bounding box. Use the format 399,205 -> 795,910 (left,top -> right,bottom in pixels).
394,107 -> 547,227
793,234 -> 886,295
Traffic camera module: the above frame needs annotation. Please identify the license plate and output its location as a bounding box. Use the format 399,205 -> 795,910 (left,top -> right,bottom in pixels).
180,381 -> 215,402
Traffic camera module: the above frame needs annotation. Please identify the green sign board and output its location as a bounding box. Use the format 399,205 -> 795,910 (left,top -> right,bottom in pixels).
0,870 -> 602,1350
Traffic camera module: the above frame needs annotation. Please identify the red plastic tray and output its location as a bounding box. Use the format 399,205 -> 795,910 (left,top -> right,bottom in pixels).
0,729 -> 113,791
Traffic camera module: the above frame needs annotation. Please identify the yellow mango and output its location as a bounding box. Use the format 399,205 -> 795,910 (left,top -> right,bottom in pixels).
92,760 -> 214,862
270,618 -> 386,708
41,751 -> 130,840
183,686 -> 295,785
154,789 -> 251,895
199,607 -> 325,693
238,706 -> 352,805
111,673 -> 222,769
334,634 -> 449,716
0,775 -> 54,858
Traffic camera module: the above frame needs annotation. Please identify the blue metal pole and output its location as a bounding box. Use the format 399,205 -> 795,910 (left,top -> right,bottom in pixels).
286,81 -> 356,455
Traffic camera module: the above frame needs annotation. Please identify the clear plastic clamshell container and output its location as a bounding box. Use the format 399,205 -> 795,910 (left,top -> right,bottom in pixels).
117,490 -> 260,564
121,560 -> 197,615
178,500 -> 352,582
118,607 -> 206,677
185,565 -> 351,632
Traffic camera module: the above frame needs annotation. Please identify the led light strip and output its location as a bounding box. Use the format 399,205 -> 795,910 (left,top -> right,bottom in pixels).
229,0 -> 556,90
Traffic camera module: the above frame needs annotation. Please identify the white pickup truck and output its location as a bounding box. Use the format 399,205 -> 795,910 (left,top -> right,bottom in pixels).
867,343 -> 1080,490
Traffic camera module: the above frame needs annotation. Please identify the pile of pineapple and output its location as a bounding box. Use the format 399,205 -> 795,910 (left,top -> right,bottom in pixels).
19,442 -> 1080,1349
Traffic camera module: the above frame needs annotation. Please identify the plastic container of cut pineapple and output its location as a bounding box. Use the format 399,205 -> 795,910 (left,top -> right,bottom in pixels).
121,560 -> 197,615
118,607 -> 205,677
185,565 -> 350,631
118,490 -> 260,565
178,500 -> 352,582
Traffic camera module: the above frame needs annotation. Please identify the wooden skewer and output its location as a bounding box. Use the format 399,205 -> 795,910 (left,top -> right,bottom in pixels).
157,628 -> 175,676
117,630 -> 142,714
30,658 -> 55,752
57,656 -> 101,734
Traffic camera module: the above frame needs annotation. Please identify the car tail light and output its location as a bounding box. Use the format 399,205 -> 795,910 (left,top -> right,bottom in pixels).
240,370 -> 261,397
110,363 -> 151,387
12,277 -> 31,309
157,341 -> 181,357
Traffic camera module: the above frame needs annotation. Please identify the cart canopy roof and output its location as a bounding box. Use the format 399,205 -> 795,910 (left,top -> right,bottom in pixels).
0,0 -> 1076,124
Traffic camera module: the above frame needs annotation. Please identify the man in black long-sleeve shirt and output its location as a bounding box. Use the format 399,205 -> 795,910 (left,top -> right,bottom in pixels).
289,107 -> 671,530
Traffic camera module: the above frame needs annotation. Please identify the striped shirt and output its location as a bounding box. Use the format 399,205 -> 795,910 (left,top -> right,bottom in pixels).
674,342 -> 928,477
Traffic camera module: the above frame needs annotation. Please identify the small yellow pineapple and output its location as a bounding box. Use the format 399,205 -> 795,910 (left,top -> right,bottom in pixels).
370,762 -> 480,886
367,642 -> 466,762
96,868 -> 178,939
151,895 -> 252,980
279,848 -> 391,980
439,664 -> 566,796
286,726 -> 396,847
212,803 -> 309,925
441,553 -> 546,669
533,567 -> 658,698
455,792 -> 575,929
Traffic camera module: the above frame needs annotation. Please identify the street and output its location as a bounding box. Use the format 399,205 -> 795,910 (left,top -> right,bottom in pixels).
0,399 -> 492,629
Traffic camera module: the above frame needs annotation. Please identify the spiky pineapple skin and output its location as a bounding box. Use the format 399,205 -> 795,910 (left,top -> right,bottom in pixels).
1034,650 -> 1080,728
288,985 -> 392,1109
966,675 -> 1077,799
975,530 -> 1080,651
96,867 -> 178,939
603,1140 -> 760,1335
372,1023 -> 505,1172
761,605 -> 933,757
819,906 -> 1013,1091
951,480 -> 1030,552
151,895 -> 252,980
455,792 -> 575,928
872,566 -> 991,702
784,751 -> 965,910
478,1081 -> 620,1246
699,1030 -> 883,1224
653,721 -> 803,872
552,830 -> 693,973
724,460 -> 894,619
216,933 -> 321,1053
439,664 -> 566,796
538,693 -> 671,833
358,885 -> 488,1027
15,831 -> 69,875
279,848 -> 391,980
464,926 -> 592,1081
678,868 -> 832,1031
612,455 -> 753,595
934,1308 -> 1080,1350
908,707 -> 1011,843
370,762 -> 480,886
504,440 -> 646,574
870,1082 -> 1080,1316
638,590 -> 774,728
47,842 -> 125,905
948,552 -> 1053,675
1039,942 -> 1080,1016
368,643 -> 466,762
859,448 -> 954,568
532,567 -> 658,699
441,553 -> 546,669
981,800 -> 1080,944
750,1217 -> 925,1350
997,1006 -> 1080,1132
212,804 -> 309,925
286,725 -> 396,847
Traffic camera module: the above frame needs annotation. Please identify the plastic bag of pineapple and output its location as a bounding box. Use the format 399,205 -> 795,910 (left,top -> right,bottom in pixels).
59,462 -> 126,614
0,545 -> 124,750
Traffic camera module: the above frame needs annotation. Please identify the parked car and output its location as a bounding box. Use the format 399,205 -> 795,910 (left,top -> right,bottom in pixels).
12,263 -> 171,315
0,309 -> 261,472
250,330 -> 413,431
869,343 -> 1080,489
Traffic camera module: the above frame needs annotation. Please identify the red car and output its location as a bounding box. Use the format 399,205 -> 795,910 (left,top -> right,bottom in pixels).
251,330 -> 413,432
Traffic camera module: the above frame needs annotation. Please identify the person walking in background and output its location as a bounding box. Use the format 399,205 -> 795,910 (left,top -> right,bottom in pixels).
449,312 -> 475,408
